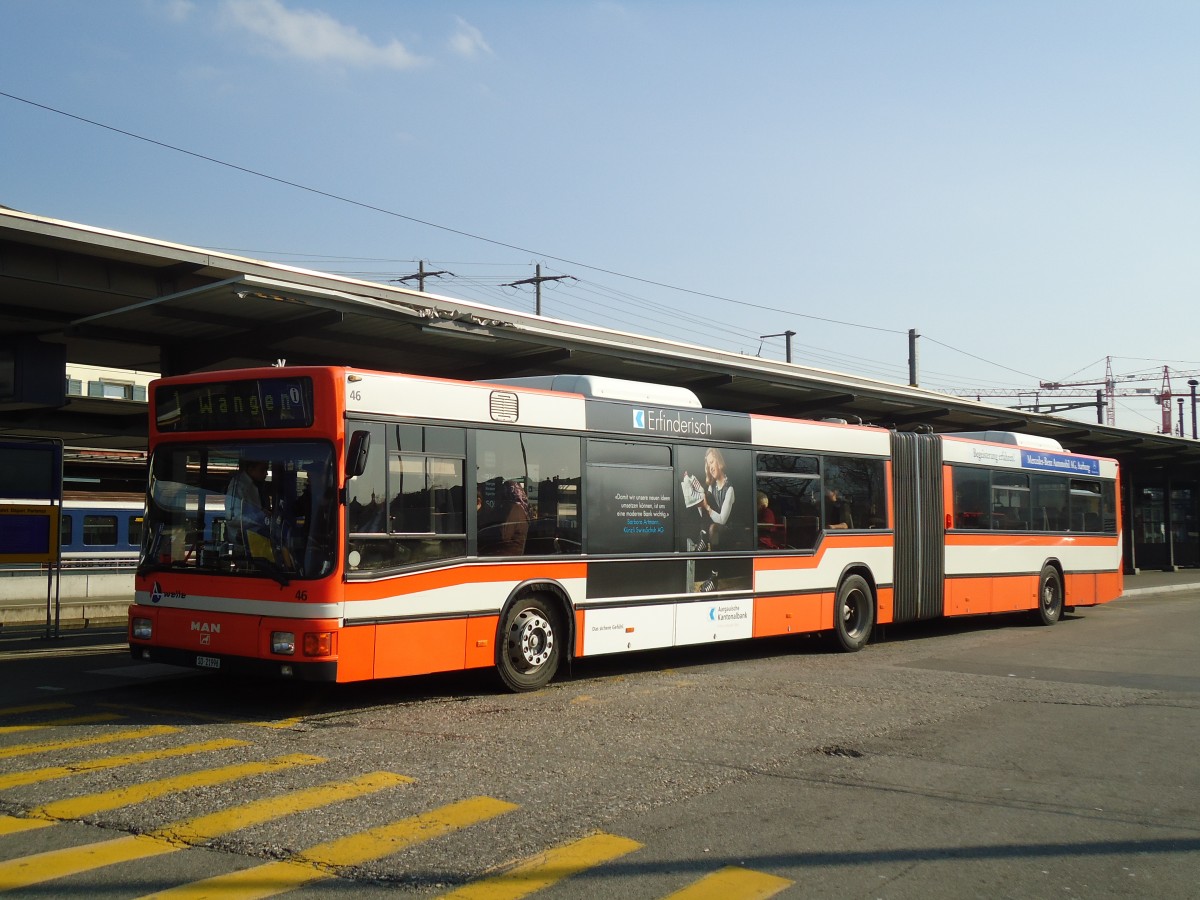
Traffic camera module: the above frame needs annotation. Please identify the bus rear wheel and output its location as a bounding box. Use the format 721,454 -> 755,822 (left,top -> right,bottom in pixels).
1036,566 -> 1063,626
834,574 -> 874,652
497,594 -> 562,692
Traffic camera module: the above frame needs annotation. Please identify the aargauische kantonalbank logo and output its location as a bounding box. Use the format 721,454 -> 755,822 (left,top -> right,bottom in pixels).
632,408 -> 713,436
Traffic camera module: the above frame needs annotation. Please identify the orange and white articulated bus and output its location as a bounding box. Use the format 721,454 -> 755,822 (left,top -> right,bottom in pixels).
128,367 -> 1122,691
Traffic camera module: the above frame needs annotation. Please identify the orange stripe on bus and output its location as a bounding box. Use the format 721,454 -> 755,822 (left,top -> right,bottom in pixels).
754,533 -> 892,573
343,561 -> 586,601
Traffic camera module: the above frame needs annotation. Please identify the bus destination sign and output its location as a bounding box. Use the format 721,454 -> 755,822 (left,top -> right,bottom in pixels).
155,377 -> 314,432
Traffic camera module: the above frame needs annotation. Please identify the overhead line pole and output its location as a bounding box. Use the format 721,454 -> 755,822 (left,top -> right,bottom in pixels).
394,260 -> 454,293
908,329 -> 919,387
759,331 -> 796,363
502,264 -> 576,316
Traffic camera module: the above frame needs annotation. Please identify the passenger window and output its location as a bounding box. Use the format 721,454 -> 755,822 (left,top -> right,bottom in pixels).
755,454 -> 820,550
481,431 -> 581,556
83,515 -> 117,546
992,472 -> 1031,530
952,467 -> 990,529
346,422 -> 467,572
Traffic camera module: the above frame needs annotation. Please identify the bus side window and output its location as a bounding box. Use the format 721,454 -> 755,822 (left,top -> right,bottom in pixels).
755,454 -> 820,550
951,466 -> 990,530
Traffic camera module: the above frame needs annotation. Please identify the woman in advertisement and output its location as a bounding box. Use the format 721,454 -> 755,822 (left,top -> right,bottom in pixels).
682,447 -> 735,551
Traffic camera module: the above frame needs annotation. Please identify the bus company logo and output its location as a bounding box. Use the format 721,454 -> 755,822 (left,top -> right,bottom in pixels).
632,409 -> 646,429
150,582 -> 187,604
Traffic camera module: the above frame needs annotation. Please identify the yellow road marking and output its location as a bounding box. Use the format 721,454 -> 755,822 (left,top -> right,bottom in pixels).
663,866 -> 793,899
438,832 -> 643,900
0,816 -> 55,837
250,716 -> 306,729
0,738 -> 249,790
0,712 -> 122,735
0,702 -> 73,718
0,833 -> 178,889
0,771 -> 411,892
30,753 -> 327,821
139,796 -> 518,900
152,771 -> 412,845
0,724 -> 179,759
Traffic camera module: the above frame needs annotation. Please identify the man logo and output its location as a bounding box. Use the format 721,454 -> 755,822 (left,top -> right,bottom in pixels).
633,409 -> 646,429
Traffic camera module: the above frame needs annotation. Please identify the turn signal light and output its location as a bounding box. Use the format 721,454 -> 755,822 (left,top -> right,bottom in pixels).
303,632 -> 333,657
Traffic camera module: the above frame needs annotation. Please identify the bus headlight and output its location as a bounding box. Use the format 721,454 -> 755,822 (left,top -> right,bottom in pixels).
271,631 -> 296,655
131,618 -> 153,640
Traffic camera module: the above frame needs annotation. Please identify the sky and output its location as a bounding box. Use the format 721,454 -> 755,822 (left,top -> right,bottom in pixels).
3,0 -> 1198,435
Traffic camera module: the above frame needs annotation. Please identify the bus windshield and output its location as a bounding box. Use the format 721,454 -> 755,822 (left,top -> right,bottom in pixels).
139,440 -> 336,582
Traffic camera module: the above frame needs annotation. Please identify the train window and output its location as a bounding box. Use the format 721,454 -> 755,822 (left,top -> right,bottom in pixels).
127,517 -> 143,547
60,514 -> 73,546
83,515 -> 117,546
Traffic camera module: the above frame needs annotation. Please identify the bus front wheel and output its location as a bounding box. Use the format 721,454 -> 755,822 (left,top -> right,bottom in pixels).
1036,566 -> 1063,626
834,574 -> 874,652
497,594 -> 562,692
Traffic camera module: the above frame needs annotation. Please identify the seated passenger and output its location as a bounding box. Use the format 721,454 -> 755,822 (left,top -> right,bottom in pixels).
825,488 -> 854,530
757,491 -> 783,548
479,480 -> 530,556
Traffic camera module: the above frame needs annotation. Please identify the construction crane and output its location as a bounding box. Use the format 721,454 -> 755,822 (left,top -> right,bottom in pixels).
943,385 -> 1151,422
948,358 -> 1200,433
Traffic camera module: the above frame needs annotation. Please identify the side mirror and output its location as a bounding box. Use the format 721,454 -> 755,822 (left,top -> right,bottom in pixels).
346,430 -> 371,479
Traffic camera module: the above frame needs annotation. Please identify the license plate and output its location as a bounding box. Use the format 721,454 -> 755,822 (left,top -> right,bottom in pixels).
196,656 -> 221,669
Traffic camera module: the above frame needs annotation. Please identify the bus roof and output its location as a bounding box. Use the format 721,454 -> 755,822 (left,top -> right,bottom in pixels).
484,375 -> 703,408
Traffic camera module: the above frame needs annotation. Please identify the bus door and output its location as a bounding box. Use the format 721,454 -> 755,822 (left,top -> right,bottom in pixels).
890,432 -> 945,622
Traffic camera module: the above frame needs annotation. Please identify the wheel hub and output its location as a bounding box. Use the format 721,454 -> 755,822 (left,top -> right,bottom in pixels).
511,609 -> 553,668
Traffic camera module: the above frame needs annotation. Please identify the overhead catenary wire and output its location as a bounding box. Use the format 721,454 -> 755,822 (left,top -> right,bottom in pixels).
1,89 -> 1144,396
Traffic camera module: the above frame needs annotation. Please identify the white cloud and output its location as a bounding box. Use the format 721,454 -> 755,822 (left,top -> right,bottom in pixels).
449,16 -> 492,59
149,0 -> 196,22
221,0 -> 427,70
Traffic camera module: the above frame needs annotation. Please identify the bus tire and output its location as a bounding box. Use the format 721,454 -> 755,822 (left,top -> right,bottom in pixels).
834,574 -> 874,652
497,593 -> 562,692
1036,565 -> 1063,626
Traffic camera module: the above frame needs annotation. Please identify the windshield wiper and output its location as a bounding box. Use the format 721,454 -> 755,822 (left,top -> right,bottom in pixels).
251,557 -> 291,587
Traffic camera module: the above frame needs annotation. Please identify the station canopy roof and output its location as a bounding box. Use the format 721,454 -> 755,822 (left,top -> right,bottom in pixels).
2,206 -> 1198,470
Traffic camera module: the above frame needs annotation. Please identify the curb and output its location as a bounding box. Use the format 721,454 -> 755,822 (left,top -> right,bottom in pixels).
0,603 -> 129,631
1120,584 -> 1200,598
